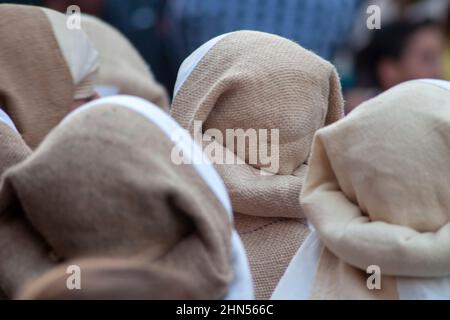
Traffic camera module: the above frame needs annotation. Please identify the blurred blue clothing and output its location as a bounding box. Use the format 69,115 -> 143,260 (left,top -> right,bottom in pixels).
1,0 -> 363,95
101,0 -> 172,87
165,0 -> 363,68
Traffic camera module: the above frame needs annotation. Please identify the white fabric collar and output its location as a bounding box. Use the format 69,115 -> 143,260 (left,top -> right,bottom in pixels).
61,95 -> 254,300
173,33 -> 233,98
418,79 -> 450,91
272,231 -> 450,300
0,108 -> 18,133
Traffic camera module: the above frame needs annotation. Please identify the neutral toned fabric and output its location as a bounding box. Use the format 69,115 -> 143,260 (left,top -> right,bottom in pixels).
173,33 -> 231,97
0,108 -> 18,133
271,228 -> 321,300
0,100 -> 233,299
42,8 -> 99,100
301,80 -> 450,299
0,4 -> 98,148
17,258 -> 213,300
80,14 -> 169,109
0,122 -> 56,298
171,31 -> 344,298
235,214 -> 310,299
60,95 -> 254,300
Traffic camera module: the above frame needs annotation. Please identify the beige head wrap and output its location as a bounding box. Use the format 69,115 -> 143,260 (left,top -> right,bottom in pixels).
0,4 -> 99,148
17,258 -> 212,300
0,118 -> 55,299
301,80 -> 450,299
80,14 -> 169,109
171,31 -> 344,298
0,97 -> 234,299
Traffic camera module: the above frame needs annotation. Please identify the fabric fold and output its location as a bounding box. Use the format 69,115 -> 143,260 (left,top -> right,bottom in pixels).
0,96 -> 251,299
171,30 -> 344,298
80,14 -> 169,109
0,121 -> 56,298
301,80 -> 450,299
0,4 -> 99,148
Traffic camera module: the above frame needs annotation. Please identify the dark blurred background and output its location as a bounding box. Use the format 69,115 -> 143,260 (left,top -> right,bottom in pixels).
3,0 -> 450,112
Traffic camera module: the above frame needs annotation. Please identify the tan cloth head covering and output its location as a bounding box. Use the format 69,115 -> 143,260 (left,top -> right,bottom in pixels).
0,4 -> 99,148
0,121 -> 56,299
0,101 -> 232,299
171,31 -> 344,298
17,258 -> 209,300
80,14 -> 169,109
302,80 -> 450,299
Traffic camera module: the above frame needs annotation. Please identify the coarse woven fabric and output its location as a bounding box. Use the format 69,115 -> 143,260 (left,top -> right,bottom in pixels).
235,214 -> 310,299
171,31 -> 344,298
0,104 -> 233,299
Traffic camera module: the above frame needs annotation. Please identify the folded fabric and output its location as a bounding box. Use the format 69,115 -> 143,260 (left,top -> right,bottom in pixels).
298,79 -> 450,299
0,4 -> 99,148
171,31 -> 344,298
0,95 -> 250,299
0,119 -> 56,298
80,14 -> 169,109
17,258 -> 215,299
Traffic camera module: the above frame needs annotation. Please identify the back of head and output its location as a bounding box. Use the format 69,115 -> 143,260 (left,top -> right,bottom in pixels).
0,4 -> 99,148
172,31 -> 344,175
0,99 -> 233,299
302,80 -> 450,278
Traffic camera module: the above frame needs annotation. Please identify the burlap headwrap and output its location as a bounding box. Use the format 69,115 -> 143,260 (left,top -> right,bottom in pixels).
0,4 -> 98,148
80,14 -> 169,109
171,31 -> 344,298
302,80 -> 450,299
0,102 -> 233,299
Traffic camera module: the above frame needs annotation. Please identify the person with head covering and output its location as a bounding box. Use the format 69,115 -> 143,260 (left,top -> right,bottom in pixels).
79,14 -> 170,110
273,79 -> 450,300
0,95 -> 253,300
0,105 -> 55,299
170,31 -> 344,299
0,4 -> 99,148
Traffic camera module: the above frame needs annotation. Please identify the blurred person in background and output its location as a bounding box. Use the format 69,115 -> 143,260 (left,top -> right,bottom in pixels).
351,0 -> 450,52
345,20 -> 445,113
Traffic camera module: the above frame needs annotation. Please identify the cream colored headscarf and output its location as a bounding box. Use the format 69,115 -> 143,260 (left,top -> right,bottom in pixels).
0,4 -> 98,148
275,80 -> 450,300
80,14 -> 169,109
171,31 -> 344,298
0,95 -> 253,300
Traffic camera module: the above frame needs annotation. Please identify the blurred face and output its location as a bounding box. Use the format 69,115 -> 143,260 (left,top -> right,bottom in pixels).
400,27 -> 444,80
378,27 -> 445,90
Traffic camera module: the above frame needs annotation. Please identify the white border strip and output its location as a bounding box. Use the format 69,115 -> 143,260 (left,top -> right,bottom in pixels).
60,95 -> 254,300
